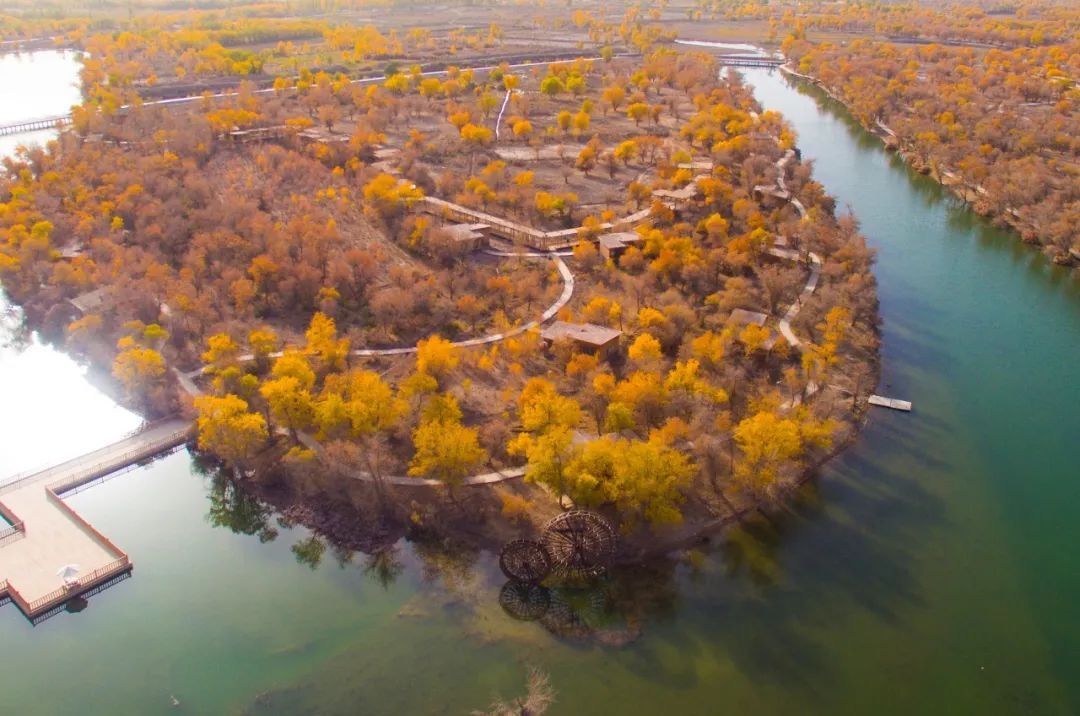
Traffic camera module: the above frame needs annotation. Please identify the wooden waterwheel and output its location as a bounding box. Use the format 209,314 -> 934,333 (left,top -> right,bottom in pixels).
498,538 -> 553,583
540,510 -> 616,578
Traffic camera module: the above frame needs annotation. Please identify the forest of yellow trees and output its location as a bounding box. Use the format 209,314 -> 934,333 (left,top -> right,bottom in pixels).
3,0 -> 1073,550
15,0 -> 1072,547
0,3 -> 880,546
786,28 -> 1078,261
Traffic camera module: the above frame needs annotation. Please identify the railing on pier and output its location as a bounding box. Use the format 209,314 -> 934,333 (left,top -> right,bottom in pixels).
420,197 -> 656,251
0,114 -> 71,137
0,421 -> 192,619
0,502 -> 25,546
21,556 -> 132,617
2,555 -> 132,619
0,493 -> 141,618
718,56 -> 785,68
51,434 -> 190,497
0,421 -> 153,487
0,520 -> 25,546
28,570 -> 132,626
0,421 -> 192,498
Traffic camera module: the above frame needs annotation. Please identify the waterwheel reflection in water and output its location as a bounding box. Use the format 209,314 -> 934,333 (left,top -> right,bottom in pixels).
498,580 -> 614,642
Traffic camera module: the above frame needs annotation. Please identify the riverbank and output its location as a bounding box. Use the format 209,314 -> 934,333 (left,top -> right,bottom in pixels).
215,398 -> 867,571
780,64 -> 1078,268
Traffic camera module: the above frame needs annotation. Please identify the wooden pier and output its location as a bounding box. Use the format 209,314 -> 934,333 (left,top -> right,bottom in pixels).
0,418 -> 191,622
868,395 -> 913,412
0,114 -> 71,137
717,55 -> 785,68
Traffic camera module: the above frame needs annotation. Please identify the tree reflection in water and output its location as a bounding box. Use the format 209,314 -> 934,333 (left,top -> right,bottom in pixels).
494,493 -> 833,648
196,457 -> 828,645
363,545 -> 405,590
198,460 -> 413,586
197,456 -> 279,544
718,481 -> 826,588
291,535 -> 327,570
413,536 -> 480,593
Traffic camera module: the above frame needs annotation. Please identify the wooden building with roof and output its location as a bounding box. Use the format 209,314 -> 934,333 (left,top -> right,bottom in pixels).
442,223 -> 490,252
540,321 -> 622,357
68,287 -> 113,316
652,184 -> 700,212
598,231 -> 642,261
727,308 -> 769,327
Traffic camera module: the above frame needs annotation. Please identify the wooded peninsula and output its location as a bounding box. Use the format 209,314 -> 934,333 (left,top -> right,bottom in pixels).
2,1 -> 888,555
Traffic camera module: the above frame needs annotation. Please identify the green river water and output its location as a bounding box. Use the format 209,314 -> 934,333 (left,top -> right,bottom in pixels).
1,56 -> 1078,715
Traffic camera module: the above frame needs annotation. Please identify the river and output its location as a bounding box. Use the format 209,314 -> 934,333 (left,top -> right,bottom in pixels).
0,50 -> 143,479
1,53 -> 1078,715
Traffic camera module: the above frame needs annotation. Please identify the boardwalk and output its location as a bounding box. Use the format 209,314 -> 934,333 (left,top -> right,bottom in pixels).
0,418 -> 191,621
494,89 -> 515,139
767,246 -> 823,349
0,115 -> 70,137
717,55 -> 784,68
419,195 -> 654,250
868,395 -> 913,412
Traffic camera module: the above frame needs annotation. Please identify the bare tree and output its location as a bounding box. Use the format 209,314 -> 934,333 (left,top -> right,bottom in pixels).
472,666 -> 555,716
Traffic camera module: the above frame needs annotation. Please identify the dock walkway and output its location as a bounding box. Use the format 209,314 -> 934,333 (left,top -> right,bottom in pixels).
0,115 -> 70,137
0,418 -> 191,621
868,395 -> 913,412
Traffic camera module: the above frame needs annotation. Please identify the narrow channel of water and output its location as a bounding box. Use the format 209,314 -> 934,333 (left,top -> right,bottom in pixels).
742,67 -> 1080,713
0,50 -> 141,479
1,54 -> 1078,715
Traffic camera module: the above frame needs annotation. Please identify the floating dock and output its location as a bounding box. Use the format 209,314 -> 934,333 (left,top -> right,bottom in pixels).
868,395 -> 913,412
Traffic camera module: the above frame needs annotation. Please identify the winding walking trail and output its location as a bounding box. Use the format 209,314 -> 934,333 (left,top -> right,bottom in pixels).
201,252 -> 574,371
684,149 -> 821,350
180,238 -> 575,487
35,144 -> 829,494
493,89 -> 516,140
767,246 -> 823,349
753,149 -> 807,219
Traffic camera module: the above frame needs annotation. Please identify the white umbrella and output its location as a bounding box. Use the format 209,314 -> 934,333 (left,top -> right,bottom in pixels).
56,564 -> 80,585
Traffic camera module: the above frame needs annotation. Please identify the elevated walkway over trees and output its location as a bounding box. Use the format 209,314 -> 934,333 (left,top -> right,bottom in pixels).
716,55 -> 784,68
0,114 -> 70,136
419,196 -> 656,251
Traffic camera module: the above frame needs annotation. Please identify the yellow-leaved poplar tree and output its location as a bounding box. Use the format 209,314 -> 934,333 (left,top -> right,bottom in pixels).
194,394 -> 269,466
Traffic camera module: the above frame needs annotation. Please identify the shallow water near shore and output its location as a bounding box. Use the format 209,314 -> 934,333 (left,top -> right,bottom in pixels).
1,54 -> 1079,715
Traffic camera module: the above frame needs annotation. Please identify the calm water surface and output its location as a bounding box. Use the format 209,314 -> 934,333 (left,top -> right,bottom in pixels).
1,55 -> 1078,715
